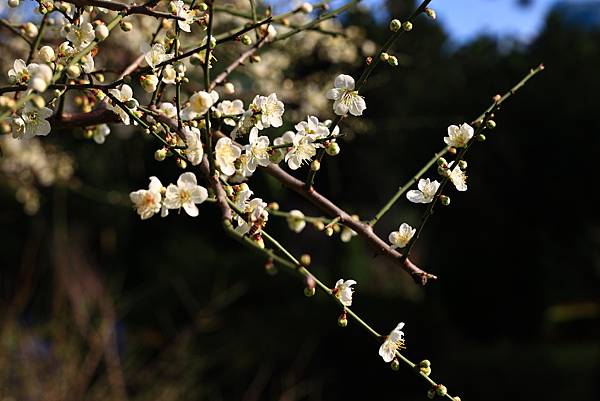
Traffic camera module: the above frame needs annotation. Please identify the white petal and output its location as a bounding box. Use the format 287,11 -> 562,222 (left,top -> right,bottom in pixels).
334,74 -> 355,90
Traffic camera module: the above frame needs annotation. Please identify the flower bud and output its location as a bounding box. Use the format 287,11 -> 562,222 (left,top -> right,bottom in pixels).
66,64 -> 81,79
380,52 -> 389,62
250,55 -> 261,63
419,360 -> 431,368
240,34 -> 252,46
154,148 -> 167,161
390,359 -> 400,371
427,389 -> 436,399
448,147 -> 457,155
265,259 -> 277,275
435,385 -> 447,397
313,220 -> 325,231
304,287 -> 315,297
168,1 -> 177,13
24,22 -> 38,38
95,23 -> 109,40
38,46 -> 55,62
437,166 -> 450,177
458,160 -> 467,170
300,2 -> 313,13
176,158 -> 187,169
325,227 -> 334,236
310,160 -> 320,171
326,142 -> 340,156
402,21 -> 413,31
140,74 -> 159,93
223,82 -> 235,94
389,19 -> 401,32
197,3 -> 208,11
425,7 -> 437,20
125,99 -> 137,109
453,397 -> 462,401
440,195 -> 450,206
437,157 -> 448,168
8,0 -> 19,8
477,133 -> 486,142
300,254 -> 311,266
120,21 -> 133,32
83,128 -> 93,139
388,56 -> 398,66
486,119 -> 496,129
420,366 -> 431,376
337,312 -> 348,327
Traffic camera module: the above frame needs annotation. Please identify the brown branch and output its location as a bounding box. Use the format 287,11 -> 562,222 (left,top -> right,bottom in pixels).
62,0 -> 185,20
50,108 -> 119,129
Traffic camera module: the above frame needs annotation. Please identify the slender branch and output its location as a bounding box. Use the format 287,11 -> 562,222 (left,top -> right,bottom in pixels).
26,14 -> 48,65
369,146 -> 449,227
60,0 -> 186,20
400,64 -> 546,263
305,0 -> 433,187
0,19 -> 33,46
204,2 -> 216,176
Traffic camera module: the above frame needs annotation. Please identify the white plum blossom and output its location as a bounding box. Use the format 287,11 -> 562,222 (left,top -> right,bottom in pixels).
326,74 -> 366,116
38,46 -> 55,62
282,131 -> 317,170
379,322 -> 406,363
141,43 -> 173,70
286,210 -> 306,233
158,102 -> 177,118
28,64 -> 53,92
161,64 -> 177,84
252,93 -> 284,129
389,223 -> 416,249
232,183 -> 253,211
448,162 -> 468,192
129,176 -> 164,220
243,127 -> 270,173
164,172 -> 208,217
407,178 -> 440,204
11,103 -> 53,139
92,124 -> 110,144
216,99 -> 244,126
182,126 -> 204,166
444,123 -> 474,148
295,115 -> 330,140
107,84 -> 138,125
333,279 -> 356,307
215,137 -> 241,176
66,22 -> 95,50
81,53 -> 95,74
173,0 -> 197,32
181,90 -> 218,120
8,59 -> 31,85
236,197 -> 269,235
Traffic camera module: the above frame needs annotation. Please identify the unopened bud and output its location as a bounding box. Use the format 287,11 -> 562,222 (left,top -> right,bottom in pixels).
176,158 -> 187,169
299,2 -> 313,13
435,385 -> 447,397
486,119 -> 496,129
380,52 -> 390,62
267,201 -> 279,211
120,21 -> 133,32
8,0 -> 20,8
304,286 -> 316,297
265,259 -> 277,275
300,254 -> 311,266
337,312 -> 348,327
125,99 -> 137,109
304,276 -> 316,297
427,389 -> 436,399
420,366 -> 431,376
240,34 -> 252,46
477,133 -> 486,142
437,166 -> 450,177
154,148 -> 167,161
24,22 -> 38,38
402,21 -> 413,31
326,142 -> 340,156
95,24 -> 109,40
448,147 -> 457,155
437,157 -> 448,168
224,82 -> 235,94
388,56 -> 398,66
389,19 -> 401,32
325,227 -> 334,236
38,46 -> 55,62
310,160 -> 320,171
197,3 -> 208,12
390,359 -> 400,371
314,220 -> 325,230
419,360 -> 431,368
250,55 -> 261,63
453,397 -> 462,401
458,160 -> 467,170
425,7 -> 437,20
440,195 -> 450,206
66,64 -> 81,79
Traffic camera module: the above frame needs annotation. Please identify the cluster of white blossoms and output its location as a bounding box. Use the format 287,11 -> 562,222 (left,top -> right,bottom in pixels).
129,172 -> 208,220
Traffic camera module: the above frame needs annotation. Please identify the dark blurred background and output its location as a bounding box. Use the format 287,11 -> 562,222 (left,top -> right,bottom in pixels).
1,0 -> 599,400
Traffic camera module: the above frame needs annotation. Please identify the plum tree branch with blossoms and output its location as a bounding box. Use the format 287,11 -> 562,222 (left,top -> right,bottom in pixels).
0,0 -> 544,399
